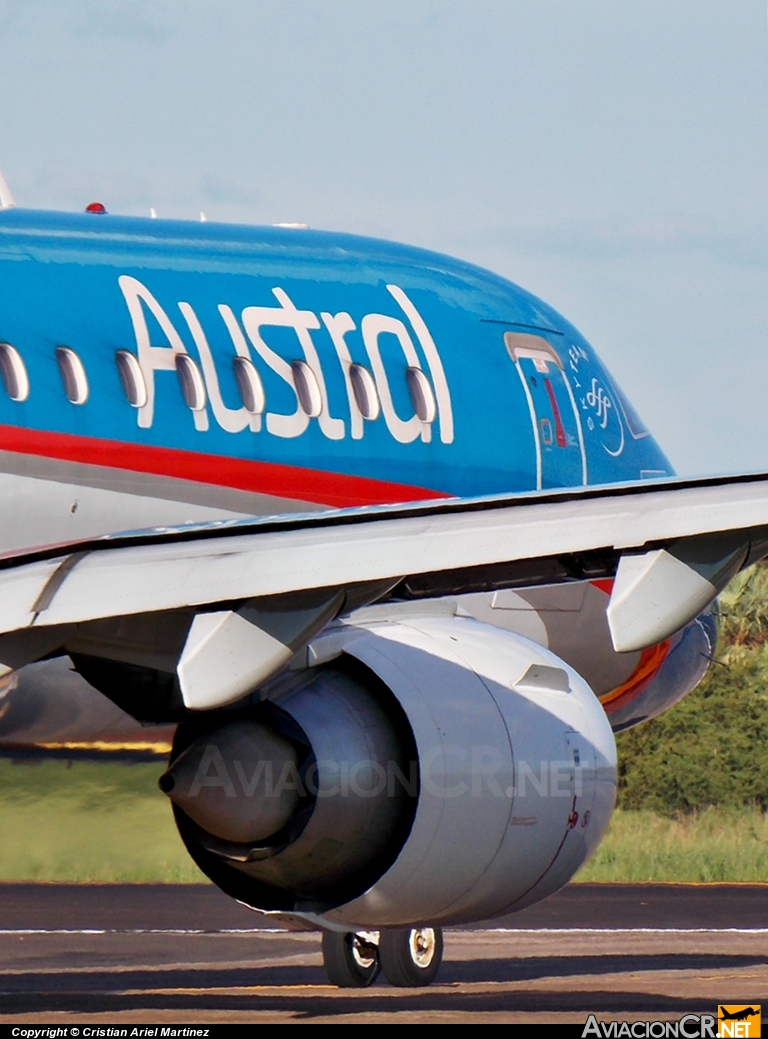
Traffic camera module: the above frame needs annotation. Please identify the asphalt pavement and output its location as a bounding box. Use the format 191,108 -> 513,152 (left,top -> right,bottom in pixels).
0,883 -> 765,1024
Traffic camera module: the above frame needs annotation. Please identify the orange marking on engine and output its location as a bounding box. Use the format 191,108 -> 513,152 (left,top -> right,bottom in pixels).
599,640 -> 671,709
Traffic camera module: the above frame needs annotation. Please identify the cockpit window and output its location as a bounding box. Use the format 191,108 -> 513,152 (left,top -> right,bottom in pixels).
609,376 -> 650,439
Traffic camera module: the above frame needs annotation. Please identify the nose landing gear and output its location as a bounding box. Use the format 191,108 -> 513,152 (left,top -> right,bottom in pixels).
321,926 -> 444,988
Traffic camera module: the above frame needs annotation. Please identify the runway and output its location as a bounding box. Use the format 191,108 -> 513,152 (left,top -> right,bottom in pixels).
0,883 -> 766,1024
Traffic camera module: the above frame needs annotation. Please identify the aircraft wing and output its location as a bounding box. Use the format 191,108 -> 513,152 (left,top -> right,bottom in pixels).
0,471 -> 767,710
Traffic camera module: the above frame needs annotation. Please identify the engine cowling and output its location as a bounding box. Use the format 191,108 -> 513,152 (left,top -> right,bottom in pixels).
163,613 -> 617,929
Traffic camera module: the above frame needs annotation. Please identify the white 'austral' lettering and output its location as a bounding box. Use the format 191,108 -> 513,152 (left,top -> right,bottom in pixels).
118,275 -> 209,432
241,288 -> 345,440
178,302 -> 257,434
321,311 -> 366,439
118,278 -> 454,445
361,312 -> 429,444
387,284 -> 454,444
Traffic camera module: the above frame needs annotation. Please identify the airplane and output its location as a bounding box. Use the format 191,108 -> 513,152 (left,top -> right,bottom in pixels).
719,1008 -> 760,1021
0,176 -> 766,988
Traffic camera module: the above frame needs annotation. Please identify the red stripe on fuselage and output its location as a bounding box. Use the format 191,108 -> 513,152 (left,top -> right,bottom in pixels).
0,425 -> 450,508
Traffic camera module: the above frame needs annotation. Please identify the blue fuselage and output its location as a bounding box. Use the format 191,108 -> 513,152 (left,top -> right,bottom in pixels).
0,208 -> 671,514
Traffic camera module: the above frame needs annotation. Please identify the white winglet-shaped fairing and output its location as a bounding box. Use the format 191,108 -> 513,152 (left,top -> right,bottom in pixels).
177,591 -> 344,709
606,532 -> 749,652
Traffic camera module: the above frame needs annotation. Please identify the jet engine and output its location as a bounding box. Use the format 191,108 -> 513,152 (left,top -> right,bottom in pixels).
162,613 -> 617,929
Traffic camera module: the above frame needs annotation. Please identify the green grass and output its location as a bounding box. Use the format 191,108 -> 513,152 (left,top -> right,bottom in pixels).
0,759 -> 206,882
2,759 -> 768,884
575,806 -> 768,883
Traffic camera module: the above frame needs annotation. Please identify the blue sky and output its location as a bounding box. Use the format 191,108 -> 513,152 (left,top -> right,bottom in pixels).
1,0 -> 767,475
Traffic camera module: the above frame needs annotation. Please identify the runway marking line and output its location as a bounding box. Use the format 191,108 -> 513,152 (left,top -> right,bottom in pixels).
0,928 -> 293,935
3,927 -> 768,936
481,928 -> 768,934
120,986 -> 339,995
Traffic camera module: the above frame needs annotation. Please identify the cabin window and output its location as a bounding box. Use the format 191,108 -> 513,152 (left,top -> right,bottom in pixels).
56,347 -> 89,405
233,356 -> 265,415
291,360 -> 322,417
175,354 -> 207,411
349,363 -> 380,420
115,350 -> 148,408
406,366 -> 436,423
0,343 -> 29,402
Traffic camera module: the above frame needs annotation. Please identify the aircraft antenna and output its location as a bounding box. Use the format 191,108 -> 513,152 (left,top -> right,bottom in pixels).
0,169 -> 16,209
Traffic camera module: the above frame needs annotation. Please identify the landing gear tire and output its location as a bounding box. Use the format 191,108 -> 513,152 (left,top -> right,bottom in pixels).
321,930 -> 380,988
378,927 -> 443,987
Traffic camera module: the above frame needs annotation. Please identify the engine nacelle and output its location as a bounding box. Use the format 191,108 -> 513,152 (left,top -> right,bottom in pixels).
164,614 -> 617,929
